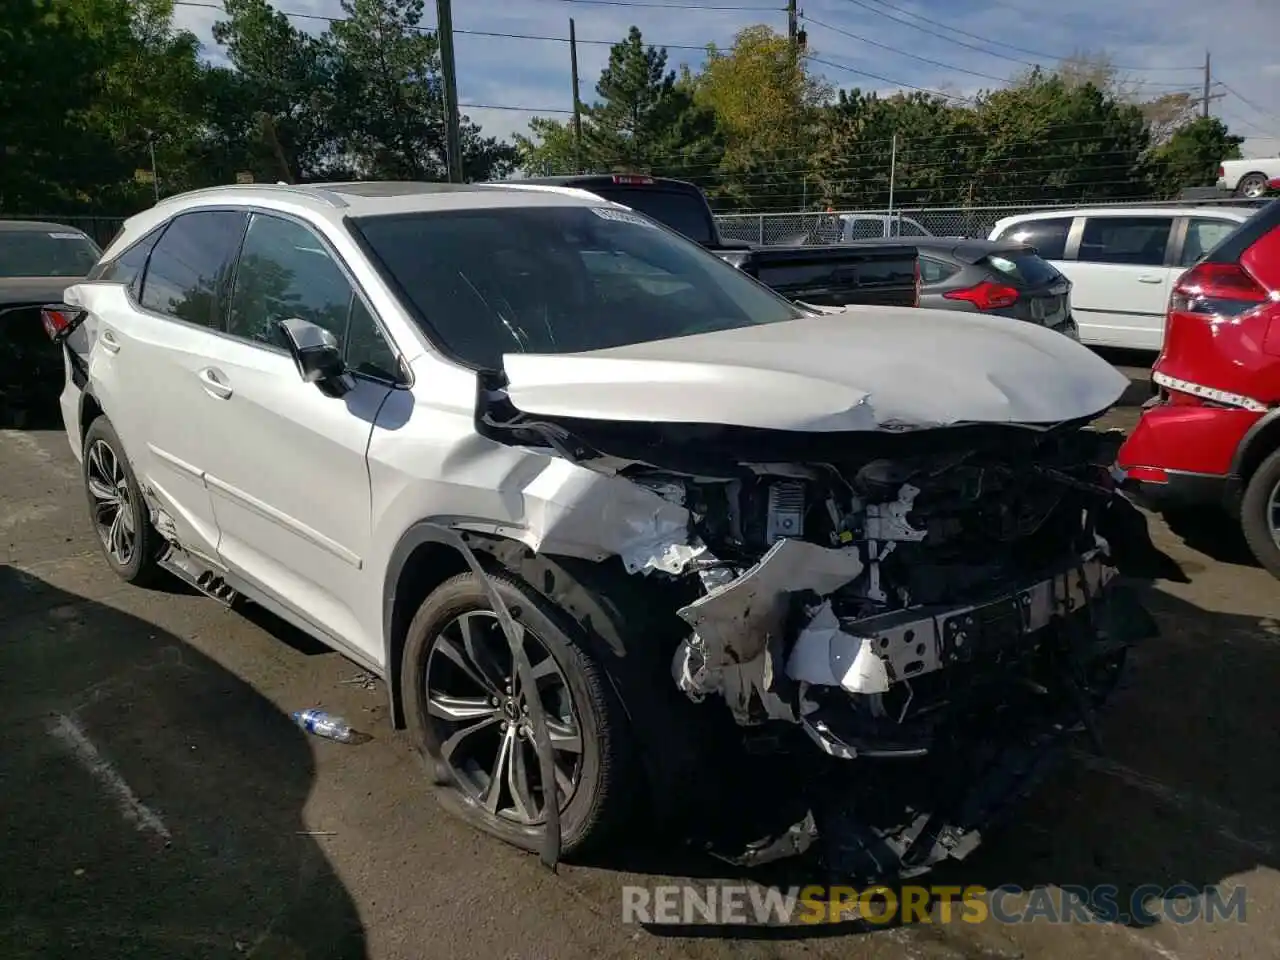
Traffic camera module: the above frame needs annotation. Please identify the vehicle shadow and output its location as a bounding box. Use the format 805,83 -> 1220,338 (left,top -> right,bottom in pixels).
0,564 -> 367,959
1160,506 -> 1261,570
582,576 -> 1280,941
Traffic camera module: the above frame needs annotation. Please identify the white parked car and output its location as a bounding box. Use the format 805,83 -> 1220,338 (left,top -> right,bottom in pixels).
42,180 -> 1158,878
1217,158 -> 1280,199
837,213 -> 933,240
989,206 -> 1256,351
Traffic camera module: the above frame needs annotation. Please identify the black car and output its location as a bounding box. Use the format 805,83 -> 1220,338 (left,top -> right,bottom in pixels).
913,237 -> 1077,338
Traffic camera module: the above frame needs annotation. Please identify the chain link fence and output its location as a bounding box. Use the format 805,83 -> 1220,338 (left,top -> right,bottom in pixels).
714,198 -> 1267,246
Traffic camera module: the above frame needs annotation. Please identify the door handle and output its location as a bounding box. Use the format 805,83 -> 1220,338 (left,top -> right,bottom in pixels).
99,329 -> 121,353
197,367 -> 233,399
1137,275 -> 1164,284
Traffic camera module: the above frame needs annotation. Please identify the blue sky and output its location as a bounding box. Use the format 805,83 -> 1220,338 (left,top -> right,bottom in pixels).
174,0 -> 1280,161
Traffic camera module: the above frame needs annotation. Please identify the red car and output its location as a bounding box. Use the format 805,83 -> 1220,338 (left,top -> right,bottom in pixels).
1117,199 -> 1280,575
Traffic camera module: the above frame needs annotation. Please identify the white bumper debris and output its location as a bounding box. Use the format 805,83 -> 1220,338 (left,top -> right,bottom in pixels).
671,539 -> 865,723
786,601 -> 890,695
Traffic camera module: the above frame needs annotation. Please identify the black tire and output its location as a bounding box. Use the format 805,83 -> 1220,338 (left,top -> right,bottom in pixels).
401,570 -> 635,858
82,415 -> 163,585
1240,447 -> 1280,579
1235,172 -> 1268,199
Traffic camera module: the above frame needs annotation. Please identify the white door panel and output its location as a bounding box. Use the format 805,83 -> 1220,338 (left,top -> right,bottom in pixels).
1065,262 -> 1168,351
72,284 -> 222,555
199,337 -> 392,662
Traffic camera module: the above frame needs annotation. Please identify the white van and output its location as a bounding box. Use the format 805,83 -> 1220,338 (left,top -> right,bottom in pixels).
989,206 -> 1256,351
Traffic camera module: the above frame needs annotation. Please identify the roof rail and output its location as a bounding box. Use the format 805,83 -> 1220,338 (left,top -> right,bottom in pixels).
153,182 -> 349,209
484,182 -> 610,203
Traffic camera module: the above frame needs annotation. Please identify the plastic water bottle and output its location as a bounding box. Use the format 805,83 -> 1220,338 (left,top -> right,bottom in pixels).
292,709 -> 357,743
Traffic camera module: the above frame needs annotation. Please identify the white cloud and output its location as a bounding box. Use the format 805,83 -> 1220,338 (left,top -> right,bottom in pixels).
172,0 -> 1280,159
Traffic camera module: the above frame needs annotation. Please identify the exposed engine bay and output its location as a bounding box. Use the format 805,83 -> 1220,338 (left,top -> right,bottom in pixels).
478,381 -> 1162,880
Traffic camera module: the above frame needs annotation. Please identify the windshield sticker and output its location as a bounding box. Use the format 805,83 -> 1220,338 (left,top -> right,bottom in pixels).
589,206 -> 656,228
49,232 -> 84,240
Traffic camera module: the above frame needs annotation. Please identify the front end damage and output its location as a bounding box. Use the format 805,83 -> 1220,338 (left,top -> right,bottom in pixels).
476,375 -> 1161,881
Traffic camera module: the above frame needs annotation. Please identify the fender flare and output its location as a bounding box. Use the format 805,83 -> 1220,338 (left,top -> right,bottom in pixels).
1230,406 -> 1280,481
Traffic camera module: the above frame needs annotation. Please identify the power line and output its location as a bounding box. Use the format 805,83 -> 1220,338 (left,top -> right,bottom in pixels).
803,14 -> 1201,93
173,1 -> 715,51
1217,81 -> 1280,126
540,0 -> 781,8
839,0 -> 1200,73
804,54 -> 975,103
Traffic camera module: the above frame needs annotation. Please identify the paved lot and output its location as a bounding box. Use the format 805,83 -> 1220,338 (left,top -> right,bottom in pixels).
4,367 -> 1280,960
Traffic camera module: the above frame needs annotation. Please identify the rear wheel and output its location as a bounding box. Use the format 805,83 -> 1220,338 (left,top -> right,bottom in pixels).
1236,172 -> 1269,199
401,570 -> 634,857
1239,447 -> 1280,579
82,416 -> 162,585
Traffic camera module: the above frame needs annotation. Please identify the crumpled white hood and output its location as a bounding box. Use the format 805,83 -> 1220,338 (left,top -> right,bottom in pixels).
501,306 -> 1129,432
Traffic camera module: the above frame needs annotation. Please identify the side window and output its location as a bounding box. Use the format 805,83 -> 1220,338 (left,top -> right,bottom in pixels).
228,213 -> 353,347
898,220 -> 929,237
346,297 -> 401,381
139,211 -> 248,329
1078,216 -> 1173,266
1181,218 -> 1239,266
846,218 -> 887,240
228,213 -> 401,379
91,225 -> 164,294
919,256 -> 959,285
997,217 -> 1071,260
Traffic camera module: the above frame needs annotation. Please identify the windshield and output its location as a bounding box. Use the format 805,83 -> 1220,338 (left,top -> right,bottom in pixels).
351,205 -> 802,369
585,187 -> 716,245
984,251 -> 1062,286
0,228 -> 101,278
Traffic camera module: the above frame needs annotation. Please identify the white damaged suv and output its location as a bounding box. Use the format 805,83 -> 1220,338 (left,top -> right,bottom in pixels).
44,180 -> 1161,878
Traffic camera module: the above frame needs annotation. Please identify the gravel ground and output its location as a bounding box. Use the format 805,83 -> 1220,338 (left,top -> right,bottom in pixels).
3,361 -> 1279,960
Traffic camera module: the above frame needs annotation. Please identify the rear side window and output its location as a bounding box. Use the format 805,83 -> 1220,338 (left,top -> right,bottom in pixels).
995,218 -> 1071,260
91,226 -> 164,292
1078,216 -> 1173,266
1181,218 -> 1240,266
984,252 -> 1061,286
140,210 -> 248,329
843,218 -> 888,240
920,256 -> 960,284
896,220 -> 929,237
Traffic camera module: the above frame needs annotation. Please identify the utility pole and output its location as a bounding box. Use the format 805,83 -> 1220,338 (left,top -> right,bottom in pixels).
570,17 -> 582,173
436,0 -> 463,182
1203,50 -> 1211,120
787,0 -> 797,47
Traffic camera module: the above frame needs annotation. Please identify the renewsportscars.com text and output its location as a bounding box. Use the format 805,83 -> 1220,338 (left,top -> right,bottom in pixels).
621,883 -> 1248,927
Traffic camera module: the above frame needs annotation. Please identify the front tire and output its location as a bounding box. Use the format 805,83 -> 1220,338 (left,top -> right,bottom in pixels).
401,570 -> 634,857
82,416 -> 162,585
1239,447 -> 1280,579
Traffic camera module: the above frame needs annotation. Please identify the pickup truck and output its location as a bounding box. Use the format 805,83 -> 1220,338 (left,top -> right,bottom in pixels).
515,174 -> 920,309
1217,157 -> 1280,199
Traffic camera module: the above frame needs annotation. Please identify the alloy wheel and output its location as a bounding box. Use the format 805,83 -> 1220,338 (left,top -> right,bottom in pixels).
86,438 -> 137,567
425,610 -> 584,825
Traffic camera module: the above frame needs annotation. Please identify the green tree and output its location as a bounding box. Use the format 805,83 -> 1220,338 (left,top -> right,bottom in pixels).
513,117 -> 581,176
211,0 -> 338,182
326,0 -> 515,180
692,25 -> 831,210
1149,117 -> 1244,196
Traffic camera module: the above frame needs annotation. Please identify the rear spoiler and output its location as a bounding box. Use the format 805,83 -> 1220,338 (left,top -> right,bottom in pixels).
950,240 -> 1035,264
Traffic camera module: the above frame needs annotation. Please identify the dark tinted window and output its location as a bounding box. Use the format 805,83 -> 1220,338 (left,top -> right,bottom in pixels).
1078,216 -> 1173,266
996,217 -> 1071,260
843,218 -> 889,240
589,188 -> 715,245
0,228 -> 101,278
92,226 -> 164,291
140,211 -> 247,328
919,256 -> 960,284
353,205 -> 800,369
1181,218 -> 1240,266
983,251 -> 1061,286
228,214 -> 400,379
896,220 -> 929,237
229,214 -> 352,345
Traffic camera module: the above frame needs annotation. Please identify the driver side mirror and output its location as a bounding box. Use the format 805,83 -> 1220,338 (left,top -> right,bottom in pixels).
276,317 -> 352,396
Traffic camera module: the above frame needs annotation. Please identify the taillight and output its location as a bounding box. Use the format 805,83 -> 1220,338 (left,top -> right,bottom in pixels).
1217,165 -> 1225,179
611,174 -> 653,185
1170,261 -> 1267,317
943,280 -> 1019,310
40,304 -> 85,344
